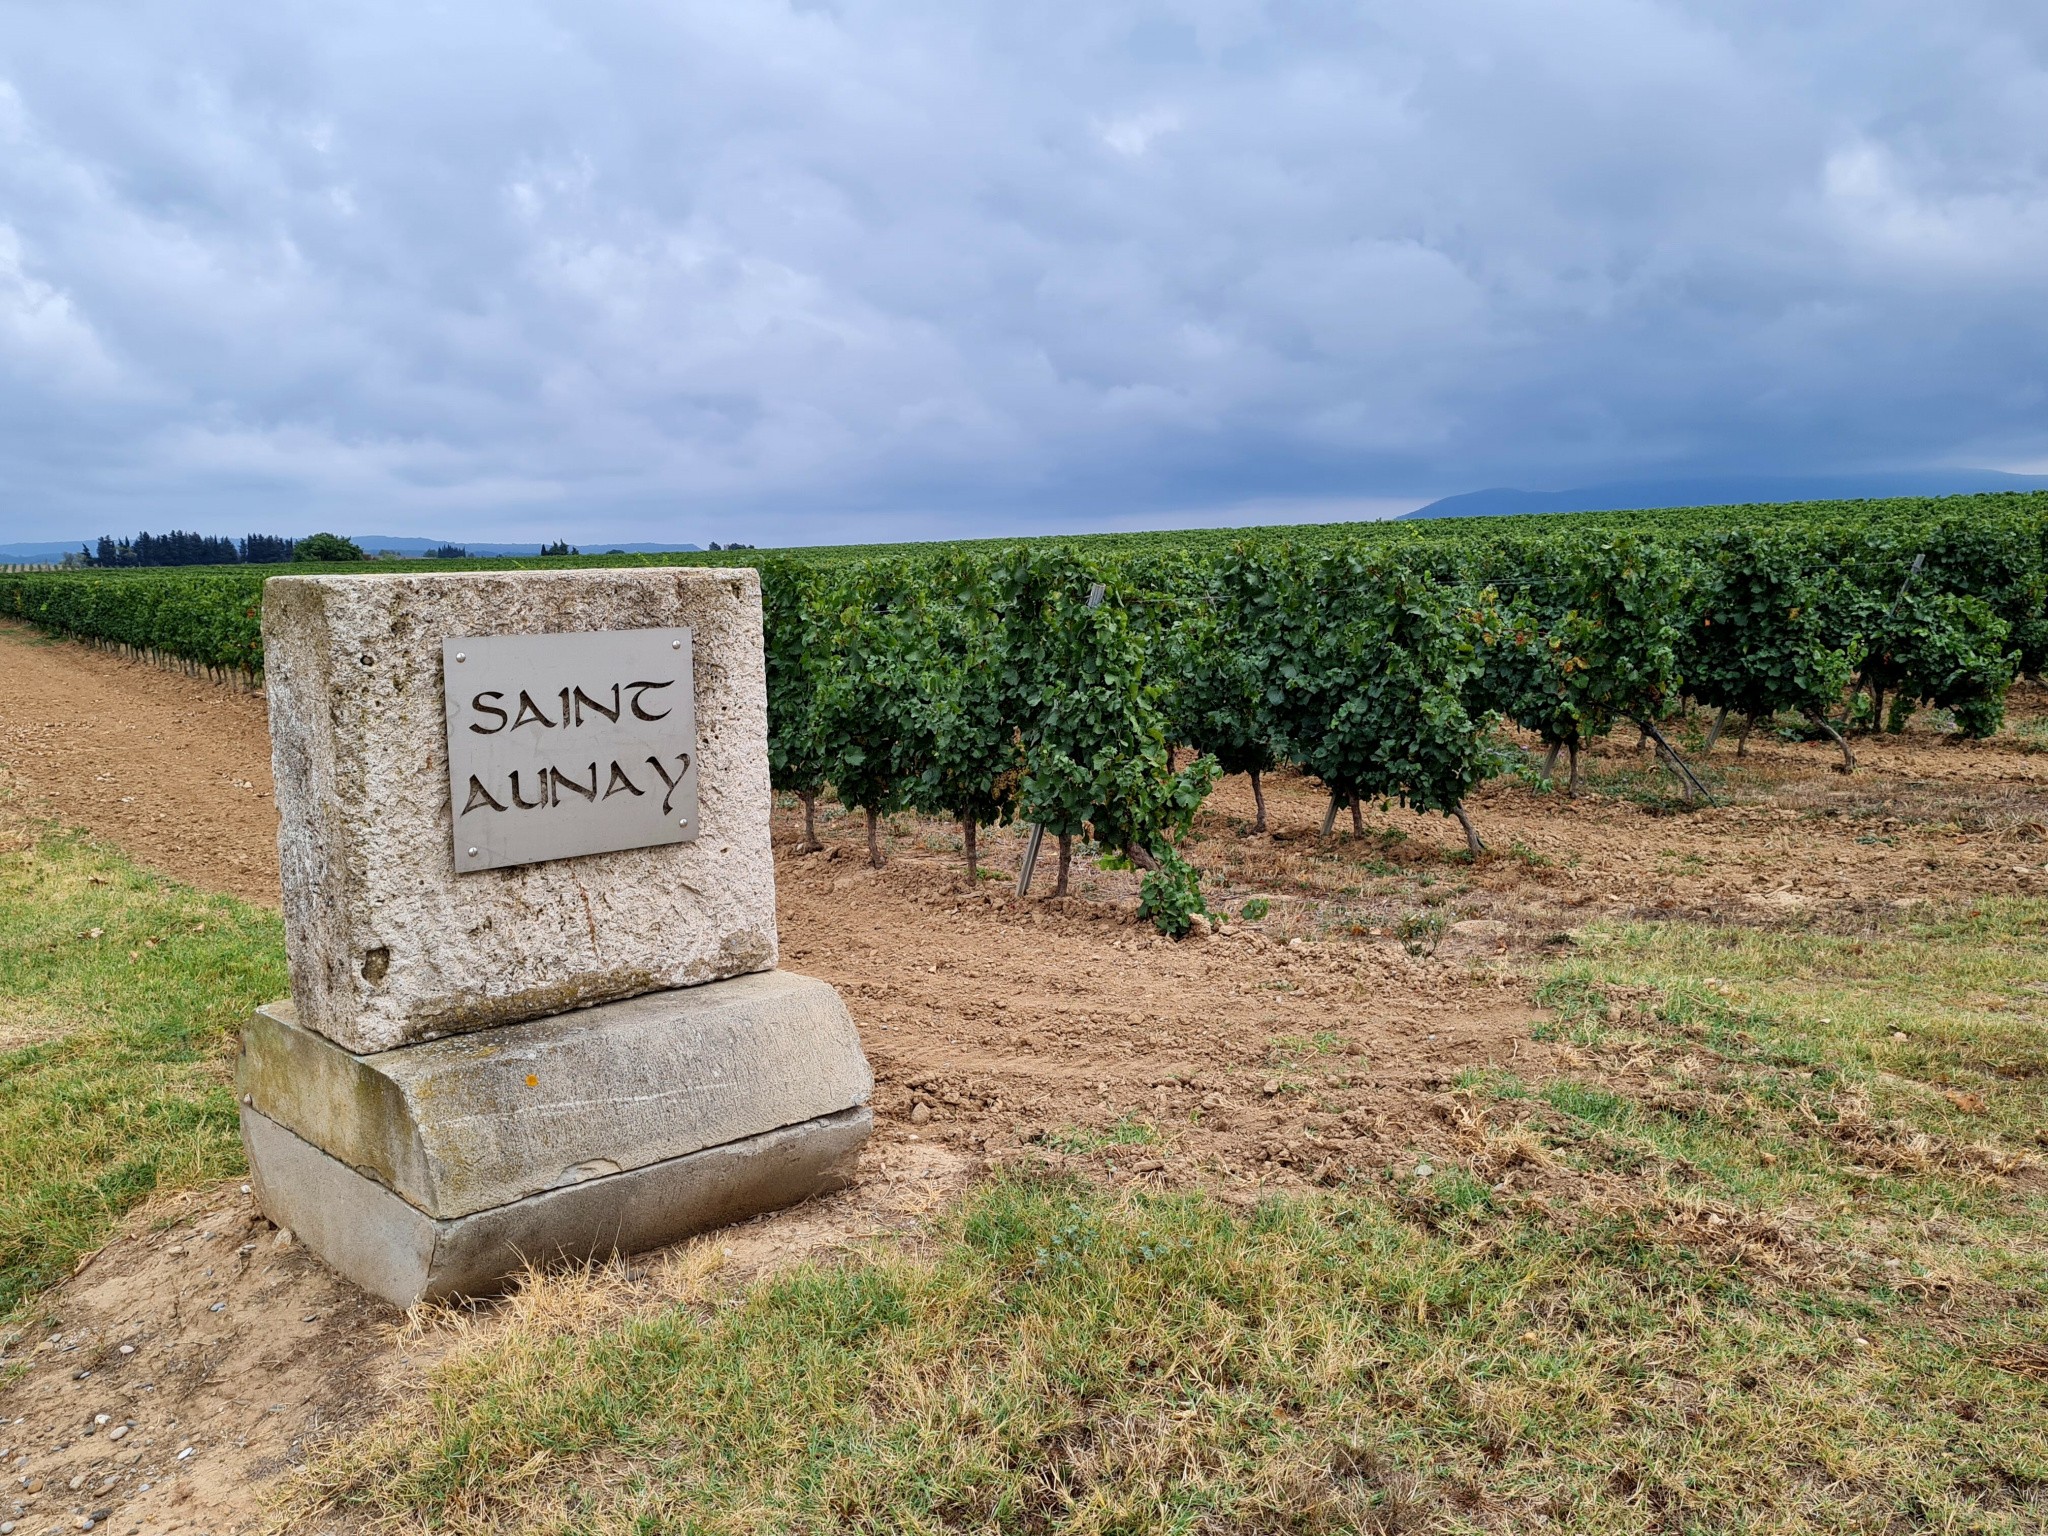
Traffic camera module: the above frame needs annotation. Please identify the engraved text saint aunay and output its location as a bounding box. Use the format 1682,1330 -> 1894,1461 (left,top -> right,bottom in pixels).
442,628 -> 700,872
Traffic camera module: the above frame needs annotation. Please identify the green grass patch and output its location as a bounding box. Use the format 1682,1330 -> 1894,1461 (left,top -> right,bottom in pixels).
292,1164 -> 2048,1534
1550,904 -> 2048,1148
1040,1119 -> 1161,1156
292,902 -> 2048,1533
1265,1031 -> 1349,1066
1541,1079 -> 1633,1128
0,820 -> 283,1316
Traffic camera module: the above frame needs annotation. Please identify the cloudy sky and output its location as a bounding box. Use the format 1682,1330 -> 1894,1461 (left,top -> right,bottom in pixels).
2,1 -> 2046,546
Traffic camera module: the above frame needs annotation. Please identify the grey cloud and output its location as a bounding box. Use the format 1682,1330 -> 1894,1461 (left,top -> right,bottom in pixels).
2,0 -> 2047,544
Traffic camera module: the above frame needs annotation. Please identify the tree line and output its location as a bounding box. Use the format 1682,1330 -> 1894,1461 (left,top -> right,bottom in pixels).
84,531 -> 289,567
81,532 -> 487,566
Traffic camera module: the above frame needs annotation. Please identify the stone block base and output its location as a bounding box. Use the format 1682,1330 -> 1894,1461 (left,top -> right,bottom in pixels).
244,1103 -> 871,1308
237,969 -> 873,1307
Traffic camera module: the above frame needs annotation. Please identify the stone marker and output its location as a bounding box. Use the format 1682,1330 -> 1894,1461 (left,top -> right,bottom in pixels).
263,569 -> 779,1054
242,568 -> 872,1307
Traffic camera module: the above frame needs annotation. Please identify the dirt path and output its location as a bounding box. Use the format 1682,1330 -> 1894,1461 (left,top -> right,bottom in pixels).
0,626 -> 279,906
8,621 -> 2048,1532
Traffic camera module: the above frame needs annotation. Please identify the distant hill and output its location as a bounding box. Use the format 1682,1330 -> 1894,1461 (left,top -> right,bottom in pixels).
1403,470 -> 2048,520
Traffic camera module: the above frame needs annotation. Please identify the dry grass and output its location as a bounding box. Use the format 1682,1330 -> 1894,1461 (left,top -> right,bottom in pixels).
285,904 -> 2048,1535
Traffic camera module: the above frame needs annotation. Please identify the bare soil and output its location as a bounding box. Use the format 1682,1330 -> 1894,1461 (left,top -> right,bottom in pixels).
0,629 -> 278,907
6,620 -> 2048,1532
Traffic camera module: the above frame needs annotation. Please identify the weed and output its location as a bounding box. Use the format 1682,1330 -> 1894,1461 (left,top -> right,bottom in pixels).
1455,1066 -> 1529,1098
1542,1079 -> 1633,1128
1583,760 -> 1709,814
1266,1032 -> 1349,1067
1138,847 -> 1208,938
1509,752 -> 1558,791
2009,716 -> 2048,754
1041,1119 -> 1160,1155
1393,908 -> 1448,957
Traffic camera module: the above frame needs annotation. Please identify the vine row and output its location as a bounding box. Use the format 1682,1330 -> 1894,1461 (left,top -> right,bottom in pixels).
3,494 -> 2042,932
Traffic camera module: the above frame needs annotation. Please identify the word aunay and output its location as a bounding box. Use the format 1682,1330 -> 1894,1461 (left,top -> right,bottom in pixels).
458,679 -> 692,817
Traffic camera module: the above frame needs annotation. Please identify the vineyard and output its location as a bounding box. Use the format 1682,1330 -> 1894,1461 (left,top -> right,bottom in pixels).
3,491 -> 2043,933
6,499 -> 2048,1533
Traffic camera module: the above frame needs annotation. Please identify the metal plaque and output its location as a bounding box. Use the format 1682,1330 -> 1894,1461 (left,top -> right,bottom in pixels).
443,628 -> 699,873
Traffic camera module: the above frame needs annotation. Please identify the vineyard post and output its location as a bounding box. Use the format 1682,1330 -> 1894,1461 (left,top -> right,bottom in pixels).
1015,822 -> 1045,896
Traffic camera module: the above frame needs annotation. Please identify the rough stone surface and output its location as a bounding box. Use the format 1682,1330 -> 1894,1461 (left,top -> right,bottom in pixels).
239,970 -> 874,1219
242,1103 -> 871,1307
263,568 -> 777,1052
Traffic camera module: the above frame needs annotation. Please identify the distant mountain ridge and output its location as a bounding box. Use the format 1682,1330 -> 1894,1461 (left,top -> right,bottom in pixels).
10,474 -> 2047,562
1403,470 -> 2048,520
